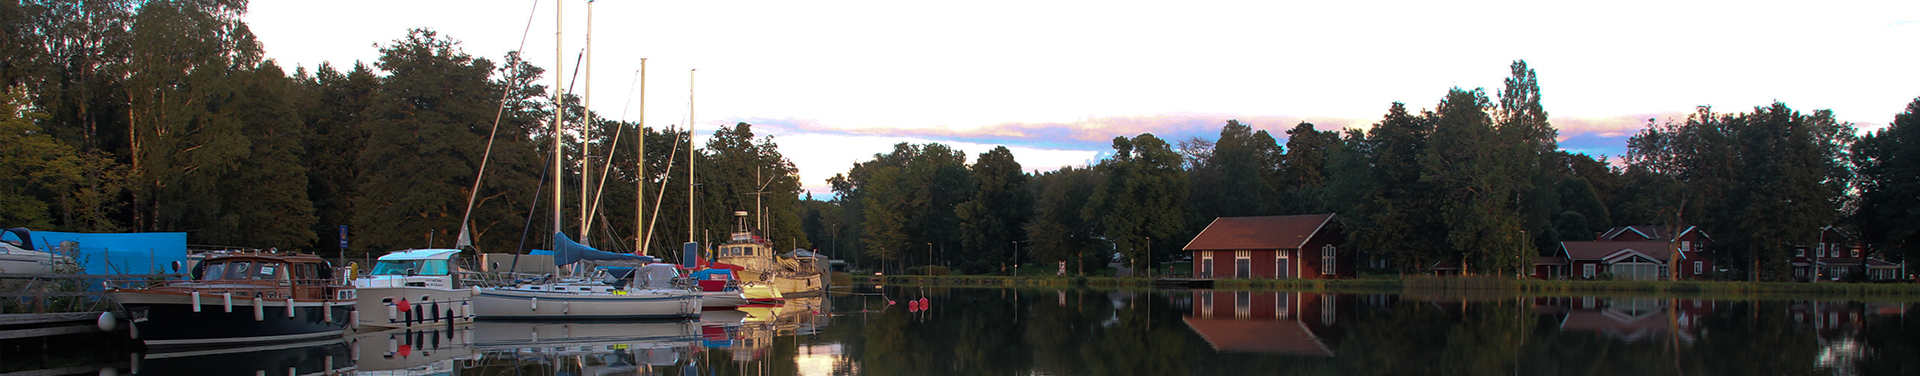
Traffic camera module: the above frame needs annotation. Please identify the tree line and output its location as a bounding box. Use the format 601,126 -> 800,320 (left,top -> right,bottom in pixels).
6,3 -> 1915,279
2,1 -> 810,260
805,61 -> 1920,281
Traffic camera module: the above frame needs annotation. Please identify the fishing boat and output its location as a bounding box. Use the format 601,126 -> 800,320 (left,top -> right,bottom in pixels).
714,211 -> 825,296
351,249 -> 479,329
470,233 -> 701,320
105,250 -> 356,348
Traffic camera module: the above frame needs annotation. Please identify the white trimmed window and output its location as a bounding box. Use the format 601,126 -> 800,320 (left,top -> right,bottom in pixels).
1797,247 -> 1805,257
1693,261 -> 1703,275
1851,248 -> 1860,258
1832,245 -> 1841,258
1583,264 -> 1596,278
1321,245 -> 1338,275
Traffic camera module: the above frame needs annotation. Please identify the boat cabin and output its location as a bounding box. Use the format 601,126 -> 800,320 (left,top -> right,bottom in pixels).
188,252 -> 343,300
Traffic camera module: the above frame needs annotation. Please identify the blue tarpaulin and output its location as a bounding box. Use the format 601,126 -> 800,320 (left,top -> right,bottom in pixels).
551,232 -> 644,266
0,231 -> 188,275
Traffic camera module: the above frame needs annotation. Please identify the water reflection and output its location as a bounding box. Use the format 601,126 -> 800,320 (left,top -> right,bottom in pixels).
71,288 -> 1920,375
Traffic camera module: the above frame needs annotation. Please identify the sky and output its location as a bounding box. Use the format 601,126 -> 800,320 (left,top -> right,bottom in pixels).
243,0 -> 1920,196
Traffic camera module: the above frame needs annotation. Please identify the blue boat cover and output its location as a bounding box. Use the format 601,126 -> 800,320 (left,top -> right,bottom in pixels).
551,232 -> 645,266
2,230 -> 188,275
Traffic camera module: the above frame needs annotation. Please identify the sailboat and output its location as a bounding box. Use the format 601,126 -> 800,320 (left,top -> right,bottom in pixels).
468,0 -> 699,320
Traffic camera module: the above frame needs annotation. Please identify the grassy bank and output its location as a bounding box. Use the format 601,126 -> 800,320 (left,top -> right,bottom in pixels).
856,274 -> 1920,301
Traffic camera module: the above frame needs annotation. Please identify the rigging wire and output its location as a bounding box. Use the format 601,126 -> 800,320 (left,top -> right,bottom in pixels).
455,0 -> 542,250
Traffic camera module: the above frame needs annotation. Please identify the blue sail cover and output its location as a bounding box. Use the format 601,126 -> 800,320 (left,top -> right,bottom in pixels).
551,232 -> 645,266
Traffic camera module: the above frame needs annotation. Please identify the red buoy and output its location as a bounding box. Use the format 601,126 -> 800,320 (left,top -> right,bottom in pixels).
908,300 -> 920,311
396,299 -> 411,313
919,297 -> 930,309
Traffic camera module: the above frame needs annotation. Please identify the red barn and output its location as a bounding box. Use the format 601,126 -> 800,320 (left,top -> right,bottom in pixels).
1184,214 -> 1350,279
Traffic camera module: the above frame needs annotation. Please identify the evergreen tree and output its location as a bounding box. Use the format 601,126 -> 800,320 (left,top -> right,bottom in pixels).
353,29 -> 541,255
1855,98 -> 1920,262
1087,133 -> 1187,270
1422,88 -> 1528,276
1024,166 -> 1104,273
957,146 -> 1033,272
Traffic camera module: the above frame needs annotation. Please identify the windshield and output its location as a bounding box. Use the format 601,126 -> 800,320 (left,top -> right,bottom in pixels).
370,259 -> 450,276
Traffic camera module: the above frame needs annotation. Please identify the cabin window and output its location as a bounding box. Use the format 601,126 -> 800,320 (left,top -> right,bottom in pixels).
225,261 -> 253,280
1693,261 -> 1703,275
1321,245 -> 1337,275
371,259 -> 451,276
256,263 -> 281,280
203,262 -> 228,281
1582,264 -> 1595,278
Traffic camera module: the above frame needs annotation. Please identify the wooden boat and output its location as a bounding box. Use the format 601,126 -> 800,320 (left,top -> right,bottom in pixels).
714,212 -> 825,297
351,248 -> 479,329
105,251 -> 356,348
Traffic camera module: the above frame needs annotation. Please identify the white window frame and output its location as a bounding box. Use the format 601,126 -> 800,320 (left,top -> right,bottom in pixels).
1321,245 -> 1337,275
1693,261 -> 1703,275
1201,252 -> 1213,278
1583,264 -> 1596,278
1797,247 -> 1805,257
1851,248 -> 1860,258
1832,245 -> 1841,258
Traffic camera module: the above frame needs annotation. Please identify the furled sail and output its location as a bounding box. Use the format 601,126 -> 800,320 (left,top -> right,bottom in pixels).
552,232 -> 645,266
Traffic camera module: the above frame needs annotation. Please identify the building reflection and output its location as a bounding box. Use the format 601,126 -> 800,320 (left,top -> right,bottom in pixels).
1179,291 -> 1383,356
1532,296 -> 1715,343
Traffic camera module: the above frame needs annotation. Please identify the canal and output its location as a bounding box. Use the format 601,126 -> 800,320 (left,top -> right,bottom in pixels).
4,286 -> 1916,375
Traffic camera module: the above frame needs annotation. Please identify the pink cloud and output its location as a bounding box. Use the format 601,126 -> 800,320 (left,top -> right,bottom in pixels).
730,113 -> 1373,151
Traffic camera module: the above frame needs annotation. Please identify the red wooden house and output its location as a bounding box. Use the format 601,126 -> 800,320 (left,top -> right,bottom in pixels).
1184,214 -> 1350,279
1537,226 -> 1712,280
1792,226 -> 1900,281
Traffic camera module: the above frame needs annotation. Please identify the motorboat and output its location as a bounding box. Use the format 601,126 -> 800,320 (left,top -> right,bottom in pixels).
690,268 -> 780,308
105,250 -> 356,348
352,249 -> 479,329
713,212 -> 825,296
0,227 -> 71,274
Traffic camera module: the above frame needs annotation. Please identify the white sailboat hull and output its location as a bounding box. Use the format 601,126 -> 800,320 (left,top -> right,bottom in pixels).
472,288 -> 701,319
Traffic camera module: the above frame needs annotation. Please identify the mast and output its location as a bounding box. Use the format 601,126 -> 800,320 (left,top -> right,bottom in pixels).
688,69 -> 696,243
635,58 -> 646,255
550,0 -> 564,237
580,0 -> 594,241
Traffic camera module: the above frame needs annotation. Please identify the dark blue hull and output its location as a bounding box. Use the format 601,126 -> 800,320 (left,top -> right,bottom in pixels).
118,295 -> 355,349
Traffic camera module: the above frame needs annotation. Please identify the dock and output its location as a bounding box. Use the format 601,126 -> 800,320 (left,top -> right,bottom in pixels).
1154,278 -> 1214,289
0,312 -> 118,340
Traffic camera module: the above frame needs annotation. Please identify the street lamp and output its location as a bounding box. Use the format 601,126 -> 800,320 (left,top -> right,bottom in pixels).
1146,237 -> 1152,278
926,242 -> 933,274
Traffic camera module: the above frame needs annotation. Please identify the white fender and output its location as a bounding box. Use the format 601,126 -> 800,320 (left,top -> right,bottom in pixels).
191,292 -> 201,313
287,299 -> 297,318
252,297 -> 264,321
96,311 -> 117,332
223,292 -> 233,313
530,297 -> 538,311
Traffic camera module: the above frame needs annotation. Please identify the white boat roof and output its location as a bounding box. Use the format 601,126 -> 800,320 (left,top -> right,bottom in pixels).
376,249 -> 461,261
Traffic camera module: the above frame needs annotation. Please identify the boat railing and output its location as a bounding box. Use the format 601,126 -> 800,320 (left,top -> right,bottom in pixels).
101,277 -> 351,294
2,273 -> 181,313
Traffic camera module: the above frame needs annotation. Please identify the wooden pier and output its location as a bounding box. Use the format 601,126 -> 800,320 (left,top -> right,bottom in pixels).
1154,278 -> 1214,289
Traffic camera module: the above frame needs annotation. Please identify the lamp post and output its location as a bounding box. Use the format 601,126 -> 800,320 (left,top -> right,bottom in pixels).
926,242 -> 933,274
1011,240 -> 1025,276
1146,237 -> 1152,278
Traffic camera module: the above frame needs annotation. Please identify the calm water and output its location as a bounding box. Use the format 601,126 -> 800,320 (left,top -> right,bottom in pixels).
12,286 -> 1920,375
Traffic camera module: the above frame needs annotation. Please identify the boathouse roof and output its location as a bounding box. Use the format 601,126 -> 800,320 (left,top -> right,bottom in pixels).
1183,214 -> 1336,251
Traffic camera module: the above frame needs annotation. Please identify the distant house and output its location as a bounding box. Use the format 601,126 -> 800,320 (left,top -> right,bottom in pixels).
1184,214 -> 1350,279
1541,226 -> 1712,281
1793,226 -> 1901,282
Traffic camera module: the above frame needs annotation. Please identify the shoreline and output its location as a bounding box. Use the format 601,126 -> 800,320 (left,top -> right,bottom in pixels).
852,274 -> 1920,302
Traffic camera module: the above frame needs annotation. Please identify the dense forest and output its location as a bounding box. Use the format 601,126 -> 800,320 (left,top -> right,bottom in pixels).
1,0 -> 808,258
4,2 -> 1916,281
806,63 -> 1920,281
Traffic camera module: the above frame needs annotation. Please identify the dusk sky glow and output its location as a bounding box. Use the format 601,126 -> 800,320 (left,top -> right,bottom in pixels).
244,0 -> 1920,195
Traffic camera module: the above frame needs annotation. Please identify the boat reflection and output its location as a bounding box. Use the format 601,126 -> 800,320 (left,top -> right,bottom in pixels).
123,337 -> 354,375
